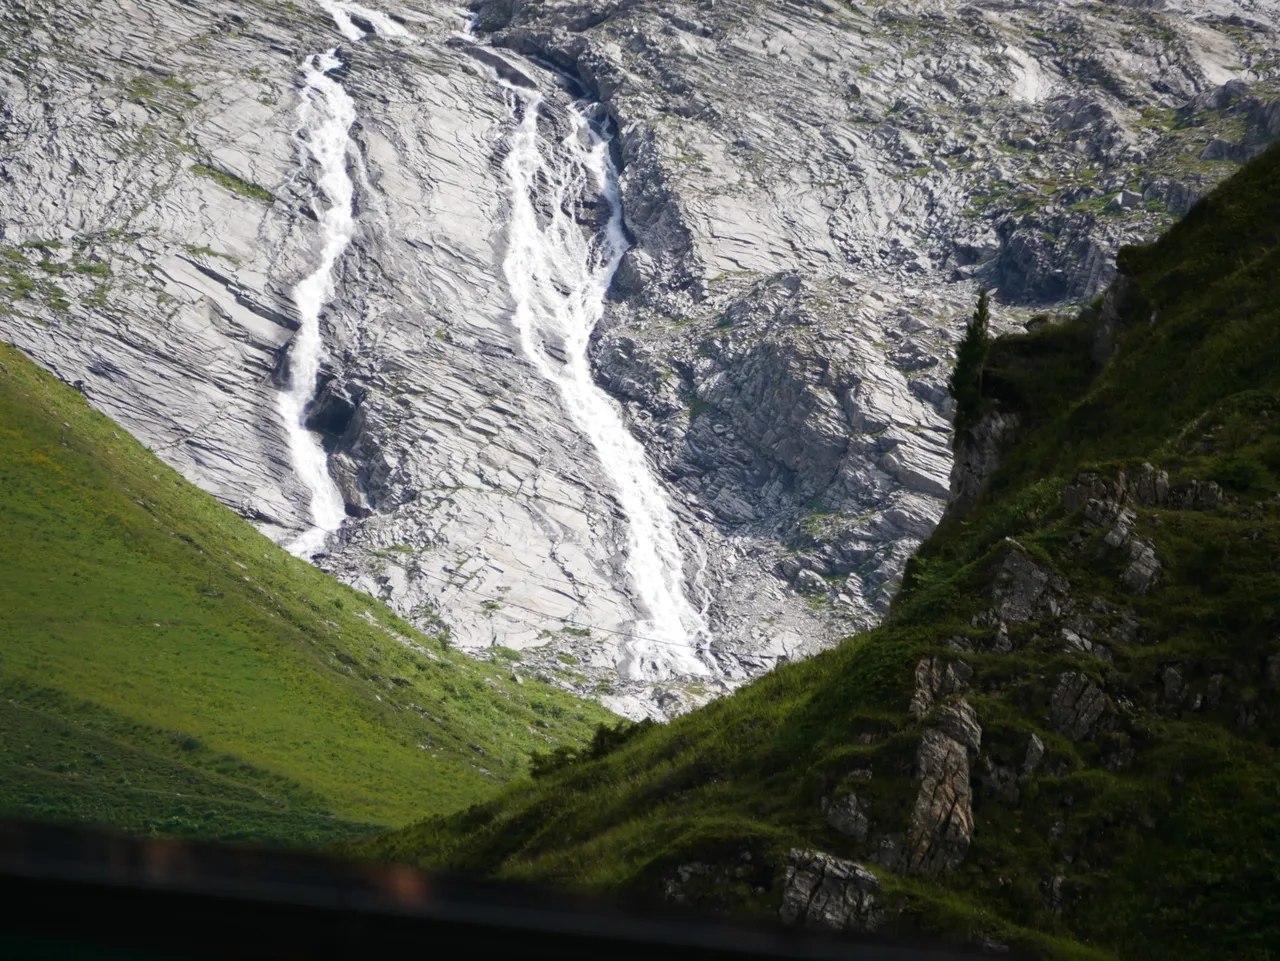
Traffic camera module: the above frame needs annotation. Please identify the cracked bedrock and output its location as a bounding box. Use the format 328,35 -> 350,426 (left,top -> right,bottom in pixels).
2,0 -> 1277,717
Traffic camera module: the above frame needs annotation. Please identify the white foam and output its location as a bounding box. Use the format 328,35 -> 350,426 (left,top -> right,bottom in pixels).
499,83 -> 712,680
315,0 -> 413,41
279,50 -> 358,558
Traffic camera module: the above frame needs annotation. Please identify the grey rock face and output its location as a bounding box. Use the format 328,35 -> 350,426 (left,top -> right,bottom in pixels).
908,655 -> 973,719
949,410 -> 1020,517
1024,732 -> 1047,774
780,849 -> 883,932
906,723 -> 976,875
1051,672 -> 1109,741
465,0 -> 1279,695
0,0 -> 331,533
3,0 -> 1276,717
824,792 -> 870,842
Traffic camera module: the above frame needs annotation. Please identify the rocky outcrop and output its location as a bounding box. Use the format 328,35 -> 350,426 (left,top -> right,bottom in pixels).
904,657 -> 982,876
823,792 -> 870,843
908,656 -> 973,719
780,849 -> 884,932
948,410 -> 1020,517
1051,672 -> 1109,741
991,550 -> 1067,625
1062,462 -> 1231,598
906,706 -> 979,875
1092,274 -> 1141,366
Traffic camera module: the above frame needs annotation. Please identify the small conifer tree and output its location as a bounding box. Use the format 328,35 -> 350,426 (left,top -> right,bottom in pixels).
949,287 -> 991,439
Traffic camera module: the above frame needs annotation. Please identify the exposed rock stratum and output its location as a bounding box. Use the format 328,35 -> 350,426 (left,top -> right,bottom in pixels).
2,0 -> 1277,717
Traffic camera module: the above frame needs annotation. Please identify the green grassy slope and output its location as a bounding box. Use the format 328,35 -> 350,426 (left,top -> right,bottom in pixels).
354,146 -> 1280,959
0,343 -> 615,844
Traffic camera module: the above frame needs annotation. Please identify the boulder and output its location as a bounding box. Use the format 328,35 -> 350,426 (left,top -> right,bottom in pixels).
824,792 -> 870,841
1051,672 -> 1108,740
908,656 -> 973,718
905,698 -> 980,875
1121,538 -> 1160,593
780,850 -> 883,932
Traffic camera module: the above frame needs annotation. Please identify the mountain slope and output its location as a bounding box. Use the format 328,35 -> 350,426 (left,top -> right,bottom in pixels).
3,0 -> 1276,718
0,340 -> 614,844
353,146 -> 1280,959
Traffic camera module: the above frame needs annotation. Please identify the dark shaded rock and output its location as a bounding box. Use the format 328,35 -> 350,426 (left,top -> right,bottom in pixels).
1051,672 -> 1108,740
823,792 -> 870,842
906,700 -> 979,875
780,850 -> 883,932
991,551 -> 1056,624
948,410 -> 1019,517
979,757 -> 1021,805
1023,732 -> 1046,773
1092,273 -> 1139,365
909,656 -> 974,718
1121,538 -> 1160,593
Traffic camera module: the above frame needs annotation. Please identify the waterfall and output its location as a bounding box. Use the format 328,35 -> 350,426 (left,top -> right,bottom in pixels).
279,50 -> 356,558
315,0 -> 412,41
498,82 -> 712,681
280,4 -> 408,558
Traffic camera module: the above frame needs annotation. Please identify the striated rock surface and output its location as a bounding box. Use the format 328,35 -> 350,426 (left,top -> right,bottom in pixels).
908,655 -> 973,719
906,699 -> 980,875
1051,671 -> 1110,741
2,0 -> 1278,716
780,849 -> 884,932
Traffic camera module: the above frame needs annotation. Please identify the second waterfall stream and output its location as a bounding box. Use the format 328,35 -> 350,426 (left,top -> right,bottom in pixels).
281,5 -> 411,558
498,80 -> 713,681
279,48 -> 355,559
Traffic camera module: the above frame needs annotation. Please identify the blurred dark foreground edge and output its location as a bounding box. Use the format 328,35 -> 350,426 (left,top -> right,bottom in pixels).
0,819 -> 992,960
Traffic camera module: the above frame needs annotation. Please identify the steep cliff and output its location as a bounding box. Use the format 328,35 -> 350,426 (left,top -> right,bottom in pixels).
355,146 -> 1280,960
2,0 -> 1278,716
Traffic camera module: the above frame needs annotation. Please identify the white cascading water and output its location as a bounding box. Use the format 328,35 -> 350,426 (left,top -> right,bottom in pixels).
279,49 -> 356,558
280,5 -> 409,558
315,0 -> 412,42
499,82 -> 712,681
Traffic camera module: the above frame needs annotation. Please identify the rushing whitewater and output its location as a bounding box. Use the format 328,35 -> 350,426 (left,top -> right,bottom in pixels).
499,83 -> 712,681
279,50 -> 358,558
279,5 -> 409,558
315,0 -> 412,42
